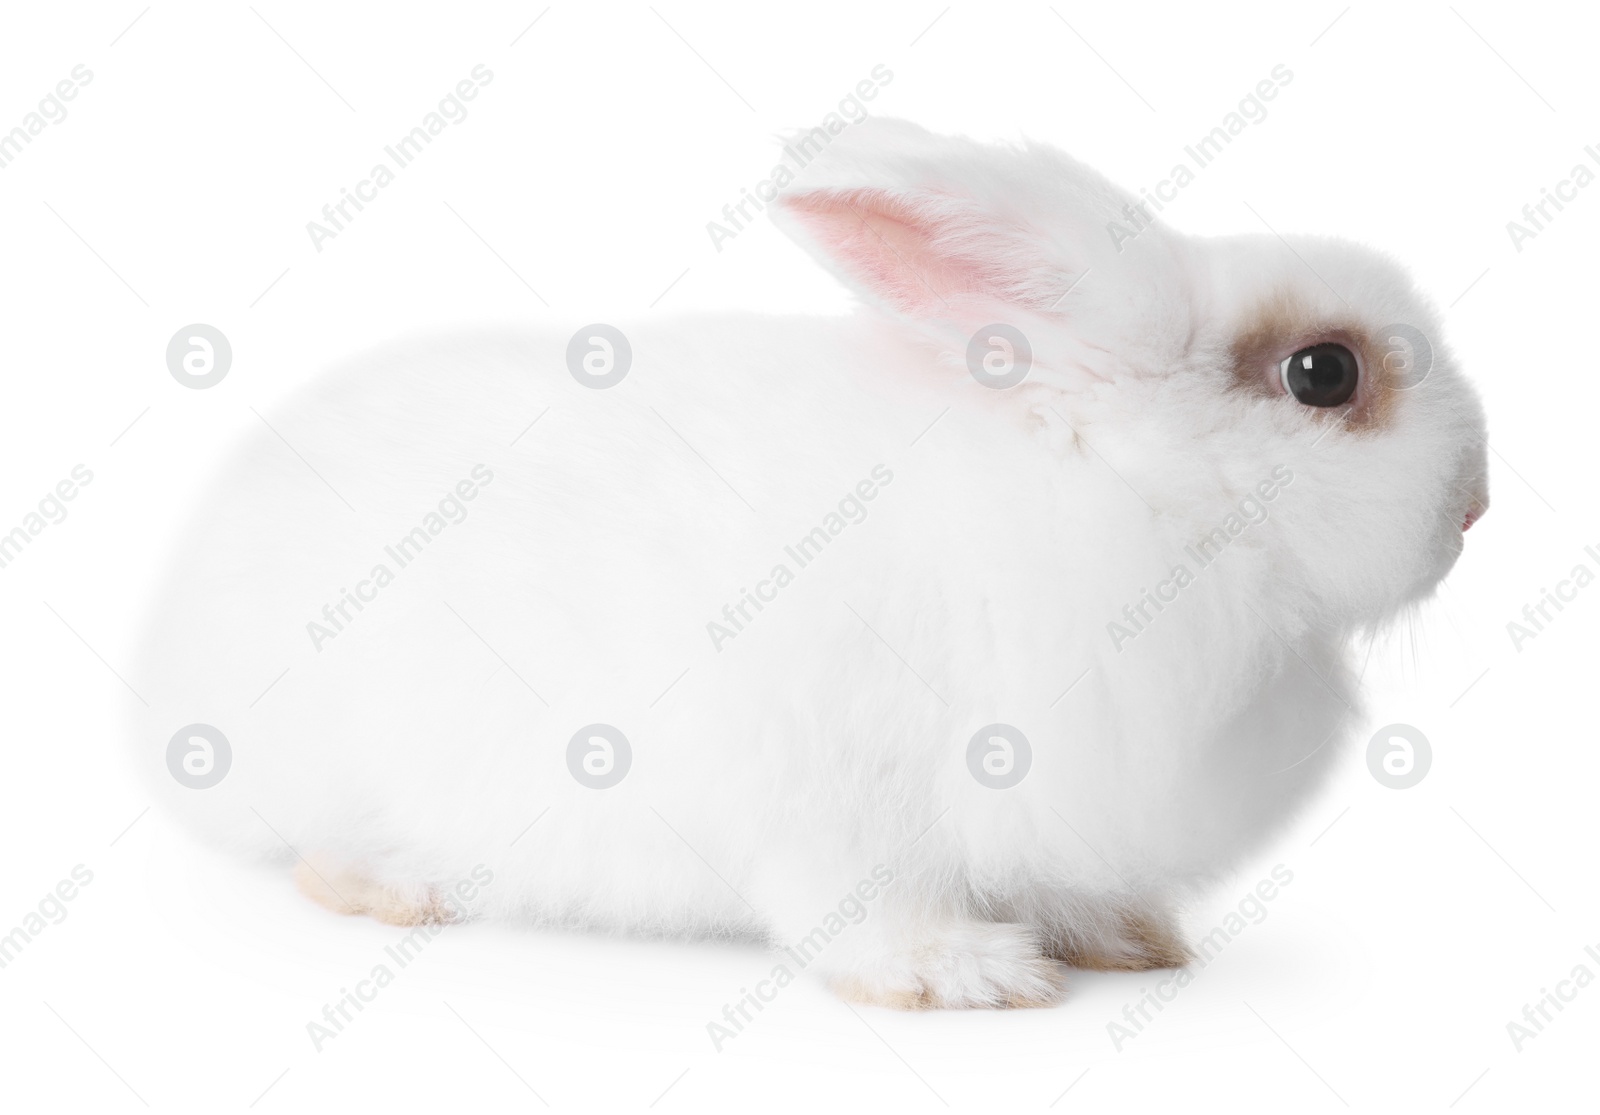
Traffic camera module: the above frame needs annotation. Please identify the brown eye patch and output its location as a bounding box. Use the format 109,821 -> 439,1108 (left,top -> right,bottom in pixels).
1227,292 -> 1400,431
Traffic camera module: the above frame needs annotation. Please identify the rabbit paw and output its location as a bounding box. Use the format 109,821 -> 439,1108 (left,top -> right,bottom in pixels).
1047,906 -> 1192,971
830,922 -> 1067,1009
293,855 -> 452,926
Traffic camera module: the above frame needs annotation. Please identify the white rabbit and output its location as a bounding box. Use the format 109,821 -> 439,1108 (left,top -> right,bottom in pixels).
129,117 -> 1488,1009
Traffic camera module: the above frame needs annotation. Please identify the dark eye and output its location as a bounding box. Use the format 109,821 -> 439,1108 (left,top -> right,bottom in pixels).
1280,343 -> 1358,407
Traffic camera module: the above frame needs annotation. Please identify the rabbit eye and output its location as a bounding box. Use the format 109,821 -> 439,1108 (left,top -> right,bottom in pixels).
1280,343 -> 1358,407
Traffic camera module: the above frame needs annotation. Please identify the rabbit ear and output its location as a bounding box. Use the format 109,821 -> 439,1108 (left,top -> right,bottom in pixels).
770,119 -> 1172,349
773,187 -> 1065,331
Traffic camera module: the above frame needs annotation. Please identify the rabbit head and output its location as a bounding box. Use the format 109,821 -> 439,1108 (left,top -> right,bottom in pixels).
771,117 -> 1489,635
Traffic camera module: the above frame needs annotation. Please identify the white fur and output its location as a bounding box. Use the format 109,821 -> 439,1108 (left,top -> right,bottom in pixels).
127,118 -> 1488,1008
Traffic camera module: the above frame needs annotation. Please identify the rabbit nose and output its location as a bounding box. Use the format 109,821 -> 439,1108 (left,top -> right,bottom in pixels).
1462,490 -> 1489,532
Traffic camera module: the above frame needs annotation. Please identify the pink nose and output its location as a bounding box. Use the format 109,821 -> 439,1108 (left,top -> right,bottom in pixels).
1463,506 -> 1483,532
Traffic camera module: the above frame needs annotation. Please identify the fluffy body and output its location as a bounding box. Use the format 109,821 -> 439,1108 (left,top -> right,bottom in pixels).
128,119 -> 1487,1008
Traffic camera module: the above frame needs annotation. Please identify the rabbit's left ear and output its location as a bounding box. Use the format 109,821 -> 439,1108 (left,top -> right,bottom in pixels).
769,118 -> 1182,353
772,186 -> 1067,336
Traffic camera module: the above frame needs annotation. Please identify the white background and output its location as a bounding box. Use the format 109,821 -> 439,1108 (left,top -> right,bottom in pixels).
0,2 -> 1595,1111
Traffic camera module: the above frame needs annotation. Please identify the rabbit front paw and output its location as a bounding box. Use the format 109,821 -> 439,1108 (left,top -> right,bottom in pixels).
828,922 -> 1067,1009
1045,904 -> 1193,971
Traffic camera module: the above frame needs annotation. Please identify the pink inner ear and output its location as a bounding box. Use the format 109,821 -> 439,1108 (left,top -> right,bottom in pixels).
780,189 -> 1010,320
